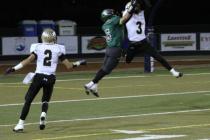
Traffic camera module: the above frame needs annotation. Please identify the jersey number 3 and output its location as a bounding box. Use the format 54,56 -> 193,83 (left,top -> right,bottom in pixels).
136,21 -> 142,34
43,50 -> 52,66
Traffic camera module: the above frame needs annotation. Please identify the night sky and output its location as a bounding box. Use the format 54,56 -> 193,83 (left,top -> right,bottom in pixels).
0,0 -> 209,28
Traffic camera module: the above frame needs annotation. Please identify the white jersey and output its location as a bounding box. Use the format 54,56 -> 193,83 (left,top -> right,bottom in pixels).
124,11 -> 146,42
30,43 -> 66,75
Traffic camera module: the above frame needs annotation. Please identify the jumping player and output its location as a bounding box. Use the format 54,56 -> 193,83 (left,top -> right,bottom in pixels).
123,1 -> 183,77
84,0 -> 138,97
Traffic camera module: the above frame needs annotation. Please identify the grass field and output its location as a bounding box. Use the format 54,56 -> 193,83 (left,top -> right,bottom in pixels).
0,67 -> 210,140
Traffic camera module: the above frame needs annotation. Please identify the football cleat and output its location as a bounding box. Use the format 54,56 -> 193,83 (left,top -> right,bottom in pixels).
84,81 -> 94,95
13,124 -> 24,133
176,72 -> 183,78
39,112 -> 46,130
84,82 -> 99,97
89,84 -> 99,97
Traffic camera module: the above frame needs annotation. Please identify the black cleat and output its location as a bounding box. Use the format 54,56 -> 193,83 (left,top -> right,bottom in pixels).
84,85 -> 90,95
176,72 -> 183,78
39,116 -> 46,130
84,85 -> 99,97
90,89 -> 99,97
13,128 -> 23,133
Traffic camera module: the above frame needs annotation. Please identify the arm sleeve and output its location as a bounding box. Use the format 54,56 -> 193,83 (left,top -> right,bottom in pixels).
112,16 -> 121,25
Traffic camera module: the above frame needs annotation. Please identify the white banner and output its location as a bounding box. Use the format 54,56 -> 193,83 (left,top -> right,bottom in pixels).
200,33 -> 210,50
2,37 -> 38,55
81,36 -> 107,54
161,33 -> 196,51
2,36 -> 78,55
57,36 -> 78,54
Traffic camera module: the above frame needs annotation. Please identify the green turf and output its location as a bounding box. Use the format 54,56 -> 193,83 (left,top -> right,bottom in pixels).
0,67 -> 210,140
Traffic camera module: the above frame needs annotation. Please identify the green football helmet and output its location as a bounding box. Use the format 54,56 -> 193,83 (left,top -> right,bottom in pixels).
101,9 -> 114,22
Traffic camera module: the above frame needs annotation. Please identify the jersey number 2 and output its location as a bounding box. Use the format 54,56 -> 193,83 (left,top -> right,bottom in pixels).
43,50 -> 52,66
136,21 -> 142,34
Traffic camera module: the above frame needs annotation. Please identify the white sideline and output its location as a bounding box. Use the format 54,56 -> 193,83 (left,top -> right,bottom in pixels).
0,90 -> 209,107
1,108 -> 210,127
0,72 -> 210,84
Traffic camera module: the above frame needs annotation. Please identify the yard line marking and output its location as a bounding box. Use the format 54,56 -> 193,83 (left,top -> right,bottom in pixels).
2,80 -> 210,90
1,108 -> 210,127
0,90 -> 209,107
0,84 -> 155,90
33,132 -> 114,140
111,130 -> 146,134
145,123 -> 210,131
1,72 -> 210,84
115,135 -> 186,140
32,123 -> 210,140
32,122 -> 210,140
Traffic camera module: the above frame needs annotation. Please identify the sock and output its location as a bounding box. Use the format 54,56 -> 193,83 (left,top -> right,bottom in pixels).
170,68 -> 179,76
40,112 -> 47,117
18,119 -> 24,125
92,69 -> 107,83
86,81 -> 94,87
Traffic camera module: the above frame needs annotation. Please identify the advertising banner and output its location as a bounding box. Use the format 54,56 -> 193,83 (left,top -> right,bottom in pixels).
81,36 -> 107,54
2,36 -> 78,55
161,33 -> 196,51
200,33 -> 210,50
57,36 -> 78,54
2,37 -> 38,55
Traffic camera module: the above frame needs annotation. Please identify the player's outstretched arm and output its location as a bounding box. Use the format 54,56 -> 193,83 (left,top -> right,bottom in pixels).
62,59 -> 87,70
5,54 -> 36,75
120,0 -> 137,25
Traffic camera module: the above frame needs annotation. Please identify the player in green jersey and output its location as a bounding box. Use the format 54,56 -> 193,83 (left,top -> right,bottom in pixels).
84,0 -> 137,97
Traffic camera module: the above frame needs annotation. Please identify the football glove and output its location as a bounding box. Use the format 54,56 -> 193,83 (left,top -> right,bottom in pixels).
131,0 -> 137,6
5,67 -> 15,75
72,59 -> 87,68
127,0 -> 137,14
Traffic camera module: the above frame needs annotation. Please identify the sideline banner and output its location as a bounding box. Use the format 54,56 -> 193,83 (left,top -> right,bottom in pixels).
81,36 -> 107,54
2,37 -> 38,55
161,33 -> 196,51
2,36 -> 78,55
57,36 -> 78,54
200,33 -> 210,50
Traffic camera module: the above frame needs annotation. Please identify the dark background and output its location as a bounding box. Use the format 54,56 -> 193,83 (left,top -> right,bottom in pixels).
0,0 -> 209,28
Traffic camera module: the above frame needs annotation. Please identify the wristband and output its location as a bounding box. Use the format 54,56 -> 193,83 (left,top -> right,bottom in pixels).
13,63 -> 23,70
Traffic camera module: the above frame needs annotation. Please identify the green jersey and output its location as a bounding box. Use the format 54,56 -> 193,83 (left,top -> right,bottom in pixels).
102,15 -> 124,48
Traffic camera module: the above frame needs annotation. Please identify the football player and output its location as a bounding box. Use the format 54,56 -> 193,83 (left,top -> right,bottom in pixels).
84,0 -> 137,97
5,28 -> 86,132
123,0 -> 183,77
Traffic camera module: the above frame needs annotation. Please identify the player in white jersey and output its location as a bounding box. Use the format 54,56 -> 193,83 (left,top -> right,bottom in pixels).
124,0 -> 183,78
5,28 -> 86,132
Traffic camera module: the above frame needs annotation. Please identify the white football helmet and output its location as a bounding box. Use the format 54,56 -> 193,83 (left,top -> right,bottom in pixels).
41,28 -> 56,43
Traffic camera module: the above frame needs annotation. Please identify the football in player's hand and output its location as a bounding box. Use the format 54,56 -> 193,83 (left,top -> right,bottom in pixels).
5,67 -> 15,75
